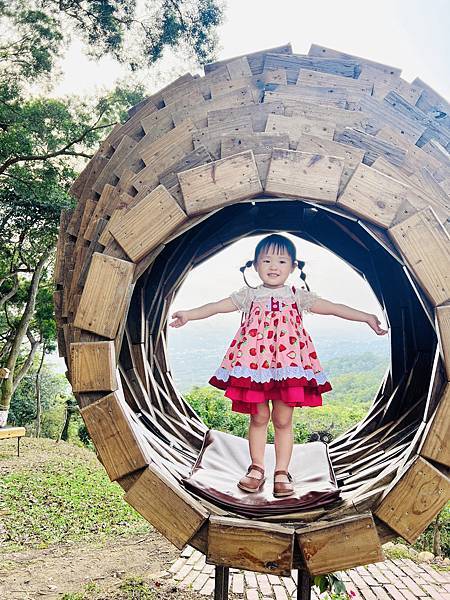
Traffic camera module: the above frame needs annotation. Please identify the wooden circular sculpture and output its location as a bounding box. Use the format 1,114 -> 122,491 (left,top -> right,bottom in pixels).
54,43 -> 450,577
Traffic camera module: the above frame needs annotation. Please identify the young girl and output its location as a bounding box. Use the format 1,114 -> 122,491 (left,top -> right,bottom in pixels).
169,234 -> 388,498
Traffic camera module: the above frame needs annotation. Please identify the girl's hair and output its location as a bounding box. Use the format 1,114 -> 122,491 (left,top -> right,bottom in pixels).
240,234 -> 310,291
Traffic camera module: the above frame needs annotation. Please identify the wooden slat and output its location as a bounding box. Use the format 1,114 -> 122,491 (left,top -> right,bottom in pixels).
296,513 -> 383,575
221,132 -> 290,158
337,163 -> 424,229
73,253 -> 135,338
296,135 -> 364,194
388,207 -> 450,306
80,391 -> 150,480
420,383 -> 450,467
0,426 -> 26,440
265,149 -> 344,202
110,185 -> 188,262
207,516 -> 294,576
124,465 -> 209,549
308,43 -> 402,77
265,114 -> 335,144
374,456 -> 450,543
70,341 -> 117,392
178,150 -> 262,216
436,305 -> 450,380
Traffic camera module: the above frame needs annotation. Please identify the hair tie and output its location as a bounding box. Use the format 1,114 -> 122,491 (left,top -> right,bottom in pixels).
239,260 -> 258,288
297,259 -> 311,292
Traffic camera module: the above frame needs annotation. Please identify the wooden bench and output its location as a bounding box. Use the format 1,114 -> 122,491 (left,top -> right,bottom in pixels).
0,426 -> 26,456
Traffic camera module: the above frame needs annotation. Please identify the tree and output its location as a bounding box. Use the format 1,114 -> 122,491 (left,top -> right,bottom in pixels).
0,0 -> 223,421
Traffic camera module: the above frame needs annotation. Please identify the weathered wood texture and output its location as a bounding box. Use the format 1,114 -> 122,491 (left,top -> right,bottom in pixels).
55,42 -> 450,575
296,513 -> 384,575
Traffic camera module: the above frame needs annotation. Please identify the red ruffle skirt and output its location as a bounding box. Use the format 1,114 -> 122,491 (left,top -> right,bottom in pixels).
209,374 -> 332,415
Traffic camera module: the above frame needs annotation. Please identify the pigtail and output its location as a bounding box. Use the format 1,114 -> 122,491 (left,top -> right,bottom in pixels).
239,260 -> 258,288
297,259 -> 311,292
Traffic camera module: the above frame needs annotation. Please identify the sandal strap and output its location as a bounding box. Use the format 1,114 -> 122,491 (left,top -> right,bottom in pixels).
247,464 -> 265,475
274,470 -> 293,481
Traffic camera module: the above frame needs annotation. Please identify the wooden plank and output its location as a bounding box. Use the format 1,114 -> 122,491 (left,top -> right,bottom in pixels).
131,119 -> 197,191
436,305 -> 450,380
226,56 -> 252,79
296,135 -> 364,193
265,114 -> 335,144
204,44 -> 292,76
356,95 -> 427,145
296,513 -> 383,575
193,117 -> 253,159
80,391 -> 150,480
110,185 -> 188,262
207,101 -> 285,132
374,455 -> 450,543
335,127 -> 407,167
265,149 -> 344,203
264,89 -> 346,110
264,84 -> 352,107
337,163 -> 425,229
308,44 -> 402,77
384,91 -> 450,149
297,68 -> 373,94
172,88 -> 255,129
124,465 -> 209,550
209,69 -> 287,100
284,99 -> 372,132
387,207 -> 450,306
370,158 -> 450,226
420,383 -> 450,467
73,253 -> 135,338
263,53 -> 360,84
70,341 -> 117,392
221,132 -> 289,159
178,150 -> 262,216
0,426 -> 26,440
207,516 -> 294,576
92,135 -> 137,195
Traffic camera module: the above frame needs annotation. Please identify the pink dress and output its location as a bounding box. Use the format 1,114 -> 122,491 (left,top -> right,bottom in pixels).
209,284 -> 332,414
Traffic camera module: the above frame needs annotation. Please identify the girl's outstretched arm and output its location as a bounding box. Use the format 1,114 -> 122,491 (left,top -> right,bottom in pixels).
169,297 -> 237,328
309,299 -> 389,336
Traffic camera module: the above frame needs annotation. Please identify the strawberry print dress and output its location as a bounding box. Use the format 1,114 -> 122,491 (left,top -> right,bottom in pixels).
209,284 -> 332,414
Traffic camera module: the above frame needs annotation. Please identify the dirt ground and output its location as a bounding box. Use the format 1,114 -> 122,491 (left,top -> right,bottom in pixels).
0,438 -> 216,600
0,530 -> 205,600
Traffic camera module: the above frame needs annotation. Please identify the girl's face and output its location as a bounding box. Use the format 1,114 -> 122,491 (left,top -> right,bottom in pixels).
254,245 -> 295,288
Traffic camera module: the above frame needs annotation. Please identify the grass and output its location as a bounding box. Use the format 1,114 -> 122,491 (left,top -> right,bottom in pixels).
0,440 -> 150,552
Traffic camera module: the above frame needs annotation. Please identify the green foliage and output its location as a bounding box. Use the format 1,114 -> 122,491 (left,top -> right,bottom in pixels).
0,444 -> 150,551
8,365 -> 73,438
412,503 -> 450,557
1,1 -> 223,76
185,385 -> 370,443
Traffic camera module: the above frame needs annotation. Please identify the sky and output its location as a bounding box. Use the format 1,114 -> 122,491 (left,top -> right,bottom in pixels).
49,0 -> 449,351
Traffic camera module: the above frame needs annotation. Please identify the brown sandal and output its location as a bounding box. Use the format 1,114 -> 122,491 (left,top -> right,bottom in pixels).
273,469 -> 294,497
237,464 -> 265,493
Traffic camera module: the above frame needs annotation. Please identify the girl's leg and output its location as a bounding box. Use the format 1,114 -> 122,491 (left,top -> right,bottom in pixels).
247,401 -> 270,478
271,400 -> 294,483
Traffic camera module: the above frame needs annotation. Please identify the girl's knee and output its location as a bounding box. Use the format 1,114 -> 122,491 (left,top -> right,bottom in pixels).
271,402 -> 293,430
250,402 -> 270,425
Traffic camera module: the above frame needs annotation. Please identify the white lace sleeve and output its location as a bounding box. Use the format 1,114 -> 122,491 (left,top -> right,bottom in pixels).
229,286 -> 253,313
295,287 -> 321,314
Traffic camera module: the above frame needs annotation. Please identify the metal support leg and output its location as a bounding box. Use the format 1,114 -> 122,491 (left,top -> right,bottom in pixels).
17,436 -> 20,457
214,565 -> 229,600
297,569 -> 312,600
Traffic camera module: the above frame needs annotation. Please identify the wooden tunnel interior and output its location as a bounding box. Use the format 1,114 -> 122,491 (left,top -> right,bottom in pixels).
54,43 -> 450,576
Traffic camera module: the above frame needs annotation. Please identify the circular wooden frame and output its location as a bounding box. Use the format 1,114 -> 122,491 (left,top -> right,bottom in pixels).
54,43 -> 450,576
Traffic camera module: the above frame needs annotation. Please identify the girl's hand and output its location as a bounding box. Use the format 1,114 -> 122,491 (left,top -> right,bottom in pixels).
169,311 -> 190,328
366,314 -> 388,335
